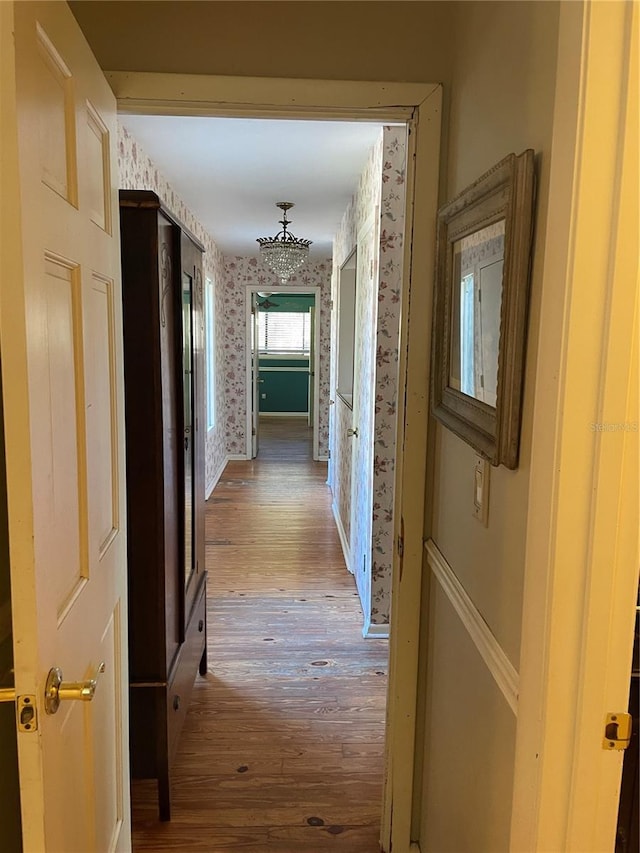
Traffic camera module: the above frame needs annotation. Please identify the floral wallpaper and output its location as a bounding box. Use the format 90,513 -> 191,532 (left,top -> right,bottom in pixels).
221,257 -> 332,458
330,127 -> 407,629
117,123 -> 227,495
371,127 -> 407,624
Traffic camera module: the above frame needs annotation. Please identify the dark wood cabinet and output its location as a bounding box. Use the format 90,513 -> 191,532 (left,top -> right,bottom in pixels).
119,190 -> 207,821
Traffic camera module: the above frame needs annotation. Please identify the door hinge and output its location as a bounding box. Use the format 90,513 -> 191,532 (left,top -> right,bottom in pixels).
397,516 -> 405,582
328,449 -> 331,459
252,427 -> 256,436
602,712 -> 632,750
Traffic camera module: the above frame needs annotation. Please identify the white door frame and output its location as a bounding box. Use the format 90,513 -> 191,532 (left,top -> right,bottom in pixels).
90,36 -> 640,848
511,3 -> 638,850
111,73 -> 440,853
244,284 -> 321,460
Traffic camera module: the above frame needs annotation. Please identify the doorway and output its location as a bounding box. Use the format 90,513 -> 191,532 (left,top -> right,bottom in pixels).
111,90 -> 439,853
246,286 -> 321,461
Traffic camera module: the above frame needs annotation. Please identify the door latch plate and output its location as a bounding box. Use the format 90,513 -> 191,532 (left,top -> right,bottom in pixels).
17,695 -> 38,732
602,712 -> 632,750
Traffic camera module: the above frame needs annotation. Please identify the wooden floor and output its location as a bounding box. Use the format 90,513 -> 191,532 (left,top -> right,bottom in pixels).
131,417 -> 389,852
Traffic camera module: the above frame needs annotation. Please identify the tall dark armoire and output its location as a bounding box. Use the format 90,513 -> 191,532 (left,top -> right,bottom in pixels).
119,190 -> 207,821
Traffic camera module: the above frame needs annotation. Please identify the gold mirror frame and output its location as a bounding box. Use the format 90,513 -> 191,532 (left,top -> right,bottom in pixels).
431,150 -> 536,468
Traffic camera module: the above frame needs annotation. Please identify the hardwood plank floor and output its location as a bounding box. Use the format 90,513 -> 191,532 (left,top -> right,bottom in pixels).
131,417 -> 389,852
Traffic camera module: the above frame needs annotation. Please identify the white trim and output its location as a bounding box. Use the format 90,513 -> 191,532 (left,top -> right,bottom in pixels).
245,292 -> 254,458
331,500 -> 352,574
348,214 -> 378,642
259,366 -> 309,373
426,540 -> 519,715
258,352 -> 309,361
226,453 -> 247,462
205,455 -> 227,500
108,72 -> 443,853
512,4 -> 639,851
259,412 -> 308,418
382,88 -> 443,853
363,622 -> 390,640
317,455 -> 329,463
109,72 -> 439,119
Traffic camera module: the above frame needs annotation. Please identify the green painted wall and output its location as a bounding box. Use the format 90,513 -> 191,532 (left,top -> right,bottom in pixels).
0,367 -> 22,852
258,357 -> 309,413
258,294 -> 312,414
257,293 -> 313,313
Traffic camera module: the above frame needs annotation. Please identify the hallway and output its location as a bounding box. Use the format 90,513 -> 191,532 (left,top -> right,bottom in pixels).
131,418 -> 389,852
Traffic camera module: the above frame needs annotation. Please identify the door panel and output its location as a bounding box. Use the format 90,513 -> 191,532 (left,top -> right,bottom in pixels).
251,292 -> 260,457
1,3 -> 130,851
349,221 -> 376,623
85,273 -> 118,557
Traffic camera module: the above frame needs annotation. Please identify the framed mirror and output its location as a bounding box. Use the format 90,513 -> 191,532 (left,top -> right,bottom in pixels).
431,150 -> 536,468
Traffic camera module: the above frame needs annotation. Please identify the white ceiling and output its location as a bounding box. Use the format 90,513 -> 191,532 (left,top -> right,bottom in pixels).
120,115 -> 387,257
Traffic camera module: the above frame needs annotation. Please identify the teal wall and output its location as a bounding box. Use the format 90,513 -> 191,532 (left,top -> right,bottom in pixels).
257,293 -> 314,313
258,357 -> 309,413
258,293 -> 312,414
0,367 -> 22,852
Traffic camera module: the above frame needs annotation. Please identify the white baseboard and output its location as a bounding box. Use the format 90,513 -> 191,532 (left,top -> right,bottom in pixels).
331,499 -> 352,574
317,454 -> 329,462
362,620 -> 390,639
259,412 -> 308,418
205,455 -> 228,499
227,453 -> 247,461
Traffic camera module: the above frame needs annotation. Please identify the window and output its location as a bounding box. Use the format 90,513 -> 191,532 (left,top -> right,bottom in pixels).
205,277 -> 215,429
258,311 -> 310,354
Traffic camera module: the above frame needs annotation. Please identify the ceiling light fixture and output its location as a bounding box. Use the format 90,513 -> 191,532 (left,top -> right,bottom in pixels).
257,202 -> 312,284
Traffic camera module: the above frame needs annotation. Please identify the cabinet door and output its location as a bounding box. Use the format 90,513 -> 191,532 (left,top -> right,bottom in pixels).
158,212 -> 182,668
180,264 -> 195,608
193,261 -> 206,596
180,232 -> 205,625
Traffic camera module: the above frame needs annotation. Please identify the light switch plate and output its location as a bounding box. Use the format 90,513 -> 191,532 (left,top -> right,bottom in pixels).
472,455 -> 490,526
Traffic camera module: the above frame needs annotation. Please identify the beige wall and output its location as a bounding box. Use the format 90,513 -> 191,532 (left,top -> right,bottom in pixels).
420,2 -> 560,849
69,1 -> 453,84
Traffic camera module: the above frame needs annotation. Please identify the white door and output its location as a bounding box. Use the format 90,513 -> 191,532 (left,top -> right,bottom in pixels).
349,219 -> 377,631
1,3 -> 130,851
251,292 -> 260,457
308,304 -> 315,427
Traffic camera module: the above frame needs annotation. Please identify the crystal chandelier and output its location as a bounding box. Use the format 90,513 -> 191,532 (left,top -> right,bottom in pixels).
257,202 -> 312,283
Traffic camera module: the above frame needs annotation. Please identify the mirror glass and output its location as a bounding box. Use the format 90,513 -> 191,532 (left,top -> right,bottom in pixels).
182,272 -> 194,589
448,220 -> 505,408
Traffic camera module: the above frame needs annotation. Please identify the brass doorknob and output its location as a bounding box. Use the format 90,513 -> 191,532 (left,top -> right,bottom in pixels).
44,662 -> 106,716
